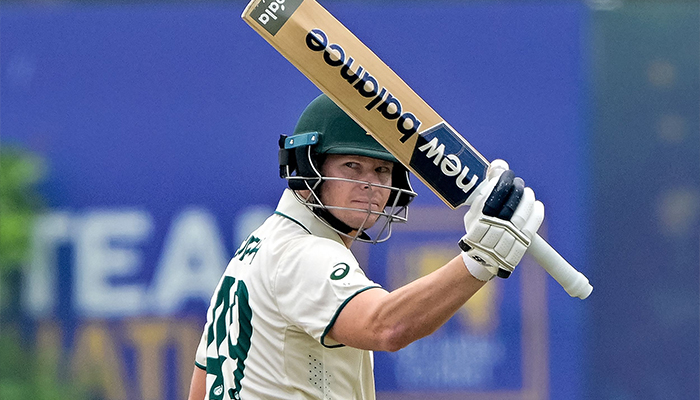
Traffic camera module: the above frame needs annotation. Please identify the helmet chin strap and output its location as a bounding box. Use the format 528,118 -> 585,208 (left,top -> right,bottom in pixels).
312,207 -> 372,241
291,169 -> 412,245
302,179 -> 374,242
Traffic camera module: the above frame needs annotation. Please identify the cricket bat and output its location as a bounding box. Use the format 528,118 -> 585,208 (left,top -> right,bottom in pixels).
242,0 -> 592,299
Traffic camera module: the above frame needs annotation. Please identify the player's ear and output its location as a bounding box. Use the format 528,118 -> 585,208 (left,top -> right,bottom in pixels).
313,154 -> 327,173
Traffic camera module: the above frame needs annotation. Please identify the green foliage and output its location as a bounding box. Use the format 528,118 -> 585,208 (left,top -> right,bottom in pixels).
0,145 -> 90,399
0,145 -> 45,273
0,327 -> 92,400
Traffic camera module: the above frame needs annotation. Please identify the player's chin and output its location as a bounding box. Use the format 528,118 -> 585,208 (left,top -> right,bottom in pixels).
339,210 -> 381,230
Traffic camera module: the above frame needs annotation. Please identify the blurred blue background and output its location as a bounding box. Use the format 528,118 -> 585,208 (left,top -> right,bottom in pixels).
0,1 -> 697,399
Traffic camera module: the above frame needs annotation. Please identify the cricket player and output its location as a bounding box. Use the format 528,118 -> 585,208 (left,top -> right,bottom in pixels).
188,94 -> 544,400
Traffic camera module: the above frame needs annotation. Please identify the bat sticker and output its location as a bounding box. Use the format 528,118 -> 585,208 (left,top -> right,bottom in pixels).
410,122 -> 488,206
251,0 -> 303,35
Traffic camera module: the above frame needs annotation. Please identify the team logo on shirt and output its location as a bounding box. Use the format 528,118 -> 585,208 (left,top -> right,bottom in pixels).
330,263 -> 350,280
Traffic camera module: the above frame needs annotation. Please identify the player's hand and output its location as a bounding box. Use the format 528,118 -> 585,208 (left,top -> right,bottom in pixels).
459,160 -> 544,281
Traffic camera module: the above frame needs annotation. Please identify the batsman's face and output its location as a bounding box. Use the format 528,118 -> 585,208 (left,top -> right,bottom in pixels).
320,154 -> 393,229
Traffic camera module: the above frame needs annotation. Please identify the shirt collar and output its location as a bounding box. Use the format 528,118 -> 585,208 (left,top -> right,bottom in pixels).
275,189 -> 347,247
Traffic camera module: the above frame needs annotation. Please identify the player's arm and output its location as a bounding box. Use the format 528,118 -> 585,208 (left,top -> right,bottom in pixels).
328,164 -> 544,352
187,365 -> 206,400
328,254 -> 485,352
188,328 -> 209,400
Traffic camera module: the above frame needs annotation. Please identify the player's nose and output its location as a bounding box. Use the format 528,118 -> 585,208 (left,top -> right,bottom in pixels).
359,171 -> 383,187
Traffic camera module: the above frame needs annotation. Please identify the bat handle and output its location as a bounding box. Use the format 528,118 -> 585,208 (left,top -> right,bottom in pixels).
528,234 -> 592,299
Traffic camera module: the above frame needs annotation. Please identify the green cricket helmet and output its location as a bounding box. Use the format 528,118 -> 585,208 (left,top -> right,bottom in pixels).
293,95 -> 400,163
278,94 -> 417,243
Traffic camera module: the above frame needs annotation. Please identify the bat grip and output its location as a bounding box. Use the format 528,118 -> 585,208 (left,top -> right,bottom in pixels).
528,234 -> 592,299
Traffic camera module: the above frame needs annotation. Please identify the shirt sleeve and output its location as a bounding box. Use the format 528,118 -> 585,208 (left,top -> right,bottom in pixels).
194,327 -> 207,370
273,237 -> 381,347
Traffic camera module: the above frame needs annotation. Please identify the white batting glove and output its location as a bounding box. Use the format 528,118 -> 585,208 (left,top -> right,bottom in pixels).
459,160 -> 545,281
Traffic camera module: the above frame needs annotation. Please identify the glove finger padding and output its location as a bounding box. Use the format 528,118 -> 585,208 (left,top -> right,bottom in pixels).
483,171 -> 524,220
498,178 -> 524,220
460,170 -> 544,281
463,176 -> 498,228
510,187 -> 535,229
521,200 -> 545,240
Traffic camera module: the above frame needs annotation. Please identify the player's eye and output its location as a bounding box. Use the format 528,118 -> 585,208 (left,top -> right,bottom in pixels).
376,166 -> 391,174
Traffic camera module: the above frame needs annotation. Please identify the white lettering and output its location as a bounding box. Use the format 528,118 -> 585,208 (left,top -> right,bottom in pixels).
74,210 -> 152,317
24,212 -> 72,317
150,209 -> 227,315
456,165 -> 479,193
268,2 -> 284,12
441,154 -> 461,177
27,207 -> 241,318
418,137 -> 445,166
265,9 -> 277,20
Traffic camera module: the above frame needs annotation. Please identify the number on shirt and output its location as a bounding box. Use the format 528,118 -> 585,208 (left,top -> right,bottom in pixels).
206,276 -> 252,400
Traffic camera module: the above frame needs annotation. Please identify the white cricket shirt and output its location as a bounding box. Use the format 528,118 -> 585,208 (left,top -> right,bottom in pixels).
195,189 -> 381,399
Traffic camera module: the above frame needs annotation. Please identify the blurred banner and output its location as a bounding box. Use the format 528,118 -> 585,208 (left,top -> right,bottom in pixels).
1,1 -> 589,399
589,3 -> 700,400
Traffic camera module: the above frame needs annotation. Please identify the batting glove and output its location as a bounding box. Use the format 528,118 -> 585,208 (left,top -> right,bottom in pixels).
459,160 -> 545,281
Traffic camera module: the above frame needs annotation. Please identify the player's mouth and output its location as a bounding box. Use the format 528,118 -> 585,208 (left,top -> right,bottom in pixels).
350,200 -> 381,210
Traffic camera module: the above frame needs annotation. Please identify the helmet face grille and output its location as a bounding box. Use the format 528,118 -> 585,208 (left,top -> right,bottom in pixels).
290,177 -> 415,245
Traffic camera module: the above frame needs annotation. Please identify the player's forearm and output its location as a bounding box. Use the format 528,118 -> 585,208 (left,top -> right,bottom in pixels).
370,254 -> 486,350
187,366 -> 206,400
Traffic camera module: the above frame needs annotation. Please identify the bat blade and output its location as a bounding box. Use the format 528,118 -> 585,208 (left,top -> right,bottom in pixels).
242,0 -> 592,299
